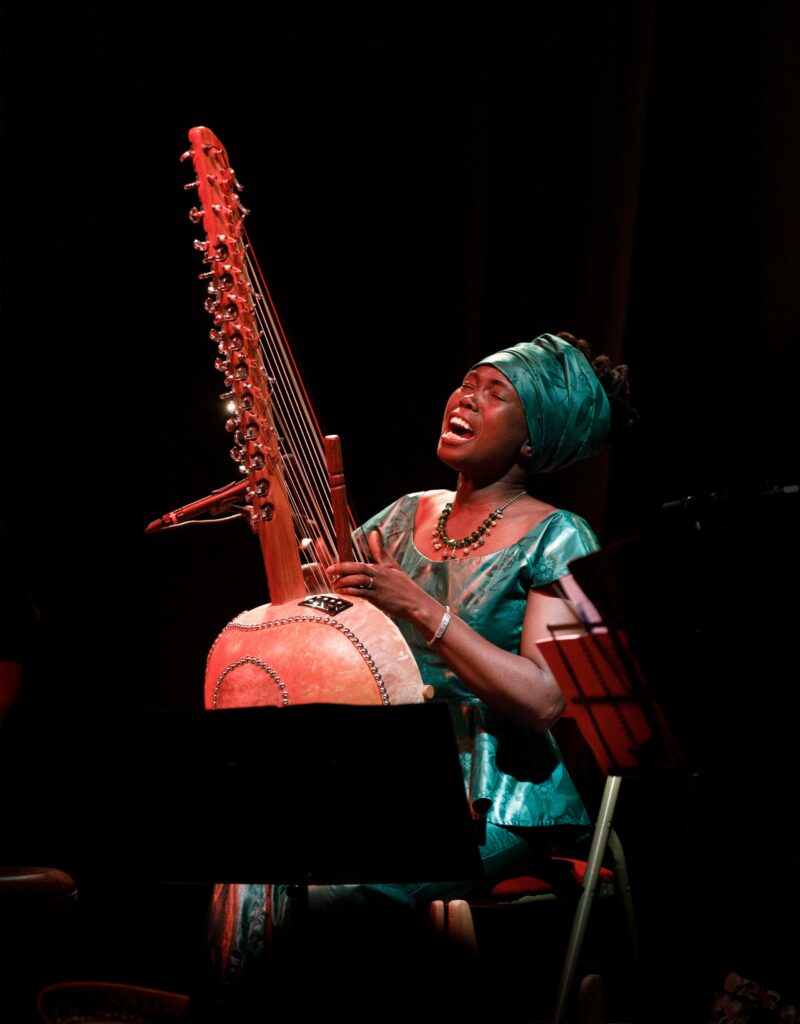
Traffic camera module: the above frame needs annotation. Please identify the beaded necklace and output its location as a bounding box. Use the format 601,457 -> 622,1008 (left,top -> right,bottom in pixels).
432,490 -> 527,559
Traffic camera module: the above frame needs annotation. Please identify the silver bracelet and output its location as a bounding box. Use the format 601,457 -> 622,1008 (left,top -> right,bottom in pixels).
426,605 -> 452,646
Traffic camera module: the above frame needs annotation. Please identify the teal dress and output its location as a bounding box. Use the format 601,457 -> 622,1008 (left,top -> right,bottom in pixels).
359,492 -> 595,830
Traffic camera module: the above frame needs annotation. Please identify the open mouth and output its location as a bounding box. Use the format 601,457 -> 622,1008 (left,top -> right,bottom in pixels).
441,415 -> 475,443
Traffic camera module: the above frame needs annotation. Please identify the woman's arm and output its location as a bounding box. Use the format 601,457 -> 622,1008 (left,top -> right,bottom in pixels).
328,531 -> 581,732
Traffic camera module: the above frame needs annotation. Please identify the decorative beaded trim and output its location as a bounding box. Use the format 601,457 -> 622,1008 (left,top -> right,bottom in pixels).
211,614 -> 391,706
212,657 -> 287,708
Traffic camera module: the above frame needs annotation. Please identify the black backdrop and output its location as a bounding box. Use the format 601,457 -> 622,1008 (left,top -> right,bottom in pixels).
2,2 -> 799,1016
2,2 -> 796,714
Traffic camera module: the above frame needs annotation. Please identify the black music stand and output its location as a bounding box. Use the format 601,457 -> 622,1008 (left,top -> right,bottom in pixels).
534,545 -> 687,1024
63,702 -> 484,888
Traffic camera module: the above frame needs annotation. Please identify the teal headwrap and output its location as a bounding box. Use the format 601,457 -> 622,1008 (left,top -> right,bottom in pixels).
474,333 -> 611,474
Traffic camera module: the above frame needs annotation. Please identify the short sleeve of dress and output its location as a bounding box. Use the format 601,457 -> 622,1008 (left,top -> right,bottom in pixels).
526,510 -> 600,589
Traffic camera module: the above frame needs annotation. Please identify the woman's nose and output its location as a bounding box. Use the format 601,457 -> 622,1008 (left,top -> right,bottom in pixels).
459,391 -> 478,411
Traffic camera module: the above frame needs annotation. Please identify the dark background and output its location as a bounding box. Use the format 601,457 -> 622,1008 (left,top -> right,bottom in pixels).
1,3 -> 799,1021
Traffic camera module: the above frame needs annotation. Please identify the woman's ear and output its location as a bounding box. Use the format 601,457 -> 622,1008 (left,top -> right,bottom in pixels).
520,438 -> 533,458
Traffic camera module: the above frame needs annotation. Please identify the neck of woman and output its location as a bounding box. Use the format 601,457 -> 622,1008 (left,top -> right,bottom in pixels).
452,473 -> 529,512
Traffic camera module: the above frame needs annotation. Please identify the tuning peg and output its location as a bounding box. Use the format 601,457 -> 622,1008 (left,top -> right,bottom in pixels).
224,364 -> 249,385
188,206 -> 204,224
248,480 -> 270,500
183,179 -> 200,191
251,504 -> 275,524
231,363 -> 249,381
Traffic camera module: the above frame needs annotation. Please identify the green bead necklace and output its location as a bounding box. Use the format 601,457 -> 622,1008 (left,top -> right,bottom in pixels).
432,490 -> 527,559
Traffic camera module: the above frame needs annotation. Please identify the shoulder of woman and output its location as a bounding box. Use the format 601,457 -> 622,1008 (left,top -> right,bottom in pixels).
534,508 -> 600,553
360,493 -> 424,536
417,488 -> 454,511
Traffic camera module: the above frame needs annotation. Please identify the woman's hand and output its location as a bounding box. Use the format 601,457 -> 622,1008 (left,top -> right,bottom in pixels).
328,530 -> 429,622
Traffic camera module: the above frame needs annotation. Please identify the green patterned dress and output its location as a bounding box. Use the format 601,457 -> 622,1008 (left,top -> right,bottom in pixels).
359,492 -> 596,830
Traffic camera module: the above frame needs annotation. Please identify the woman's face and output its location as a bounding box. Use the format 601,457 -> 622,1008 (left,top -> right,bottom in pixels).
437,364 -> 529,476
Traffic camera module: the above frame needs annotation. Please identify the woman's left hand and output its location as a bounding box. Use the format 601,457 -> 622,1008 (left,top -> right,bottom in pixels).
327,531 -> 422,621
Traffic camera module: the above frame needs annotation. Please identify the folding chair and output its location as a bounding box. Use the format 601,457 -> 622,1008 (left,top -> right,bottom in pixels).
431,767 -> 639,1024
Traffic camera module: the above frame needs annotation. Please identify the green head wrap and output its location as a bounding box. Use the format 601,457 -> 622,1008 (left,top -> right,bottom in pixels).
474,333 -> 611,474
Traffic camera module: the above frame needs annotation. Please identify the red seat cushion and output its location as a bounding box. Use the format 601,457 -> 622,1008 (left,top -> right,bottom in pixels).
554,857 -> 615,886
489,858 -> 614,898
490,874 -> 555,897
